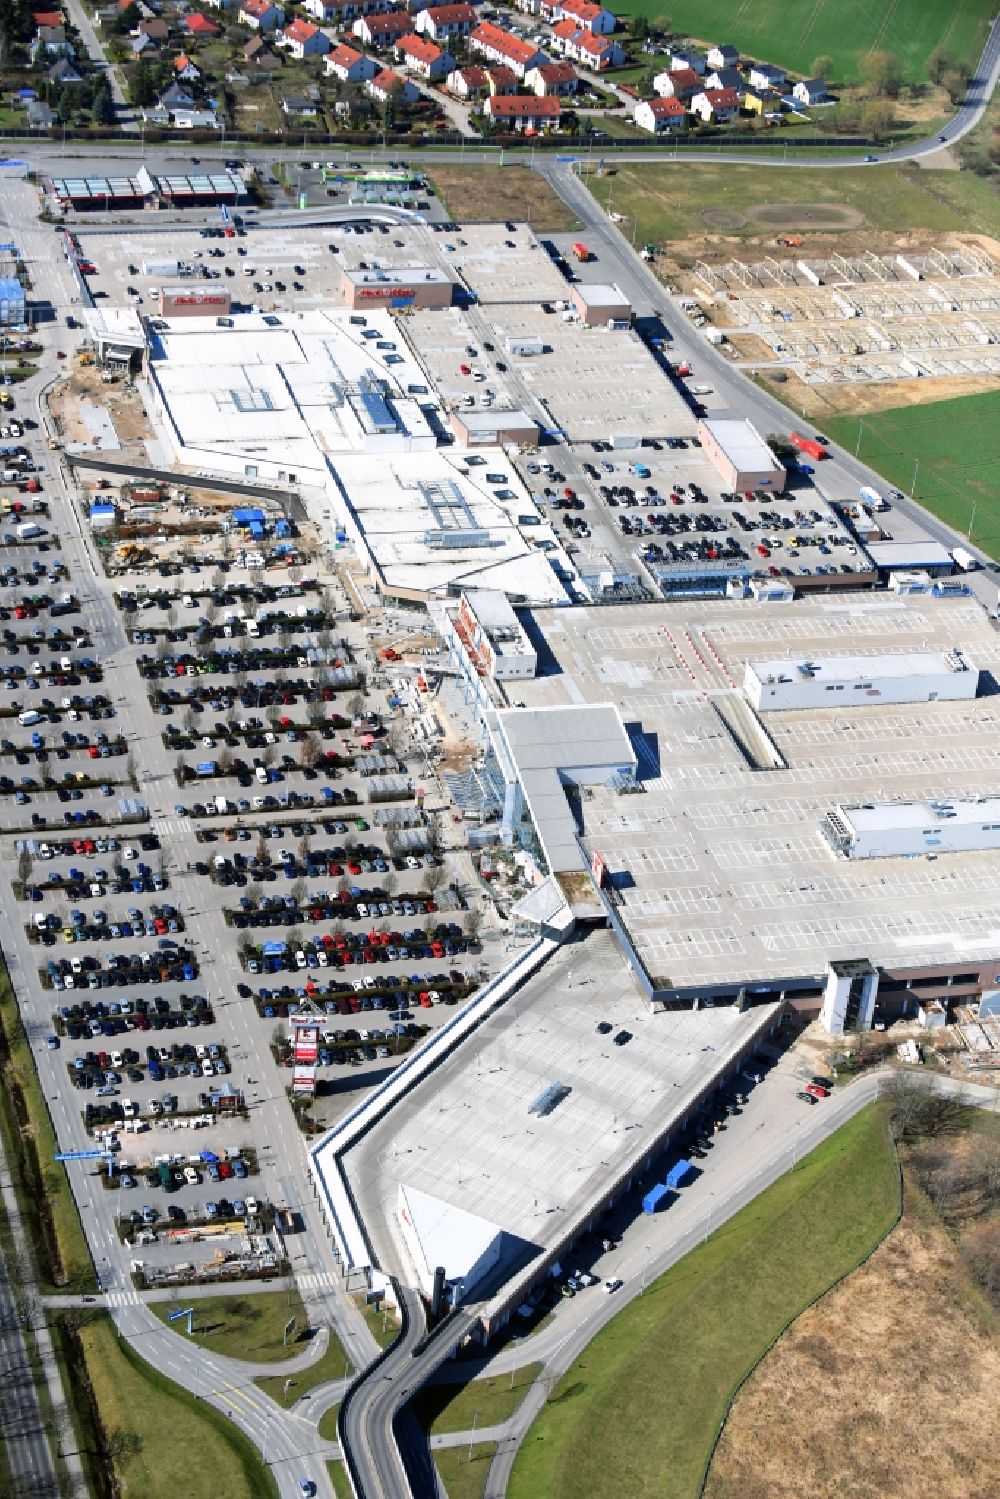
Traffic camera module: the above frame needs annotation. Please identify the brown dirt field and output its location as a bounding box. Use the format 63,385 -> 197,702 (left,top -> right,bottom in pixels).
766,368 -> 1000,419
705,1161 -> 1000,1499
726,332 -> 780,363
750,203 -> 865,231
427,165 -> 580,232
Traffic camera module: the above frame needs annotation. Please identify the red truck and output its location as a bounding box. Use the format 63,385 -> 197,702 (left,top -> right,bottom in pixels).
789,432 -> 827,461
571,242 -> 591,262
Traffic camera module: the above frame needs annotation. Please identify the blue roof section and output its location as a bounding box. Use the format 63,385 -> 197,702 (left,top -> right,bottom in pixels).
233,506 -> 265,524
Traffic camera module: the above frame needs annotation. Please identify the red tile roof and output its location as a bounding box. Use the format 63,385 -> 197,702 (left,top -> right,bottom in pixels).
424,4 -> 477,24
471,21 -> 540,66
487,93 -> 561,115
645,97 -> 684,116
397,33 -> 442,64
283,19 -> 320,43
184,12 -> 221,34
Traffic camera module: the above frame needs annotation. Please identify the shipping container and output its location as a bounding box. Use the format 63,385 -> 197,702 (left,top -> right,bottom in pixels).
571,242 -> 590,262
664,1159 -> 695,1190
642,1183 -> 673,1214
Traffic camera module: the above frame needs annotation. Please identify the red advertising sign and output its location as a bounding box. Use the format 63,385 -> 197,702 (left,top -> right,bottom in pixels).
165,294 -> 229,306
591,848 -> 606,887
358,285 -> 414,300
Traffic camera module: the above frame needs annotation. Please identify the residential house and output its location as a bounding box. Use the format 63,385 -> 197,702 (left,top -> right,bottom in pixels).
366,67 -> 419,103
27,99 -> 56,128
303,0 -> 339,16
130,31 -> 157,54
31,10 -> 63,28
567,29 -> 625,69
705,66 -> 743,92
239,0 -> 285,31
448,63 -> 488,98
414,3 -> 476,43
34,25 -> 73,56
484,93 -> 561,130
354,12 -> 414,47
325,41 -> 377,83
136,17 -> 168,42
667,46 -> 706,75
690,86 -> 740,124
48,56 -> 83,85
542,0 -> 615,33
183,12 -> 222,37
792,77 -> 828,105
706,43 -> 739,70
281,93 -> 318,115
279,18 -> 331,57
395,33 -> 454,79
173,53 -> 201,81
244,35 -> 280,67
634,95 -> 685,134
748,61 -> 786,91
524,59 -> 578,95
485,65 -> 518,95
653,65 -> 699,100
741,86 -> 780,116
469,21 -> 547,79
159,81 -> 196,109
171,108 -> 219,129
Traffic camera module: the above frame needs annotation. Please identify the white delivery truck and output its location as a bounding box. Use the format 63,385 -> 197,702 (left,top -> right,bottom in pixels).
951,547 -> 978,572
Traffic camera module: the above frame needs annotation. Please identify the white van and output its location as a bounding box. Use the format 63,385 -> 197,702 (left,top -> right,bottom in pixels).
18,710 -> 42,726
255,765 -> 268,784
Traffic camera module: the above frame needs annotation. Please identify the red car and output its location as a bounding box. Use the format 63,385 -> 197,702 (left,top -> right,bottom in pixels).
459,363 -> 471,376
805,1082 -> 829,1099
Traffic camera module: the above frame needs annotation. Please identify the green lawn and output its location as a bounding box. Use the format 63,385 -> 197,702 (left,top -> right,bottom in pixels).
586,160 -> 1000,246
827,392 -> 1000,557
317,1402 -> 340,1441
328,1460 -> 353,1499
69,1314 -> 278,1499
354,1294 -> 402,1349
0,959 -> 94,1291
434,1442 -> 499,1499
615,0 -> 993,84
508,1104 -> 899,1499
254,1327 -> 352,1408
150,1291 -> 310,1362
411,1362 -> 542,1436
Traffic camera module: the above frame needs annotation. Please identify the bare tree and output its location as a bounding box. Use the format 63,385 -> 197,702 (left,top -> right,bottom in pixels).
885,1074 -> 971,1142
126,751 -> 139,792
255,834 -> 268,867
464,908 -> 483,945
175,755 -> 189,785
297,834 -> 311,862
423,863 -> 446,896
17,847 -> 32,885
182,707 -> 196,734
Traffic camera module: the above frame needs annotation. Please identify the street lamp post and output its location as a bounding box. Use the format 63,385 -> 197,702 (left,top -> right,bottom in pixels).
468,1408 -> 479,1463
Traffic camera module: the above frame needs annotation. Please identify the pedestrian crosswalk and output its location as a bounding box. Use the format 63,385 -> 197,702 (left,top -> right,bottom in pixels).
104,1289 -> 142,1308
296,1272 -> 338,1294
151,817 -> 187,839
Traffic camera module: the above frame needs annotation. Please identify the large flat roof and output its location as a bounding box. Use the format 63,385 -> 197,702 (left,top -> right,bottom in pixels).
748,650 -> 965,683
844,796 -> 1000,833
343,931 -> 771,1279
511,595 -> 1000,989
701,418 -> 783,472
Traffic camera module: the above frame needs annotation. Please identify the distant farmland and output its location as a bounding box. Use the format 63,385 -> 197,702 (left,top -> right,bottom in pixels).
613,0 -> 993,85
826,391 -> 1000,556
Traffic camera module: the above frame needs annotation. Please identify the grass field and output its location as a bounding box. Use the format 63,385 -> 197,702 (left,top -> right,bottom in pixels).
615,0 -> 993,85
254,1328 -> 352,1408
586,160 -> 1000,248
328,1460 -> 352,1499
0,959 -> 93,1291
508,1105 -> 899,1499
149,1291 -> 310,1363
353,1293 -> 402,1349
70,1314 -> 278,1499
411,1362 -> 542,1436
826,391 -> 1000,556
705,1111 -> 1000,1499
434,1442 -> 499,1499
317,1402 -> 340,1441
427,166 -> 580,232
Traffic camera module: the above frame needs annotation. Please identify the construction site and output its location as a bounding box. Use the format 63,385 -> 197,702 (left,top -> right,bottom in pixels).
691,243 -> 1000,388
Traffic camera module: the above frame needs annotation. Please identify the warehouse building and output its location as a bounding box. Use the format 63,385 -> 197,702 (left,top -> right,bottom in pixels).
569,281 -> 632,327
744,648 -> 979,712
698,418 -> 786,492
340,265 -> 454,310
449,408 -> 540,446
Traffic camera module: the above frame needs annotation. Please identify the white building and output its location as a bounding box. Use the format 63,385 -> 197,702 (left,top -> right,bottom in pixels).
822,797 -> 1000,861
744,649 -> 979,713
